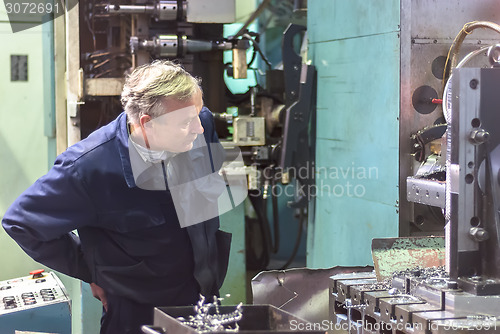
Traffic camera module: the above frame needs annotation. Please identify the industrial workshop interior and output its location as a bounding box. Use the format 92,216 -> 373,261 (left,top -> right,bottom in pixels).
3,0 -> 500,333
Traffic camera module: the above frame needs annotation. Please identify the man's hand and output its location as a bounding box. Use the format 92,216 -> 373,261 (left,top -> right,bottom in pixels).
90,282 -> 108,311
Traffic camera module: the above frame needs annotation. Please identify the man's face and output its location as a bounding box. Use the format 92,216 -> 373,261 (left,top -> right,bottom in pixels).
139,90 -> 204,153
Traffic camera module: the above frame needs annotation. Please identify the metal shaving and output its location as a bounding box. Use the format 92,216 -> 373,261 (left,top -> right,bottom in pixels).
357,267 -> 448,294
392,265 -> 448,281
177,295 -> 243,333
358,277 -> 393,291
392,266 -> 449,293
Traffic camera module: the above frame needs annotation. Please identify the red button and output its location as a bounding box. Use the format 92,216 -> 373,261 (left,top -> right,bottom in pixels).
29,269 -> 45,279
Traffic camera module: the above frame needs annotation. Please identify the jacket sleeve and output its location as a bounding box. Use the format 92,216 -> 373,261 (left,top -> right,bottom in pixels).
2,157 -> 95,283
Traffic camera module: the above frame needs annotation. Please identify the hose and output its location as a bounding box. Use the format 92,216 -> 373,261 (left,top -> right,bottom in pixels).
279,208 -> 306,270
248,190 -> 272,269
269,169 -> 280,254
442,21 -> 500,94
241,33 -> 273,69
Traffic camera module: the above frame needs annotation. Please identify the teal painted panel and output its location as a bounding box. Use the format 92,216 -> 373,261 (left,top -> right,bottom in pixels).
307,1 -> 400,269
219,201 -> 246,305
313,33 -> 400,143
81,282 -> 103,334
310,194 -> 398,267
308,0 -> 400,43
315,138 -> 398,207
0,301 -> 71,334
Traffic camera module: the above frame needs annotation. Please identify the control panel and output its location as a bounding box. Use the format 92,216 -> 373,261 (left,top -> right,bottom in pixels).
0,270 -> 69,314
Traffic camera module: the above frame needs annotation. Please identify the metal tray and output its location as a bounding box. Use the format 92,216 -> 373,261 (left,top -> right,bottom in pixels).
142,304 -> 326,333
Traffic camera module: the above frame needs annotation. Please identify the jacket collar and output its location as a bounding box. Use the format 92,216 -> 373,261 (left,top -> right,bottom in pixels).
115,112 -> 137,188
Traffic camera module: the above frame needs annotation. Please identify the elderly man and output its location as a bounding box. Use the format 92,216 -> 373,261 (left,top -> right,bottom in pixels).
2,60 -> 231,334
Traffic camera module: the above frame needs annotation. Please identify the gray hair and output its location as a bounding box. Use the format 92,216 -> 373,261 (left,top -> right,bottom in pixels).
121,60 -> 202,124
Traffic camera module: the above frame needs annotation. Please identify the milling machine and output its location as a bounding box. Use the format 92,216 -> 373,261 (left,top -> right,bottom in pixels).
330,28 -> 500,332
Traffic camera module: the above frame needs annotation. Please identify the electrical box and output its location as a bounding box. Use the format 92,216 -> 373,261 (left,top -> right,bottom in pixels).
0,271 -> 71,334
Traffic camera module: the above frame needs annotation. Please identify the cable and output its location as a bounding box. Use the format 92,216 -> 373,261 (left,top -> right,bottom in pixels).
442,21 -> 500,94
247,48 -> 258,67
84,0 -> 97,51
248,191 -> 272,269
271,175 -> 280,254
279,207 -> 306,270
242,33 -> 273,69
263,166 -> 280,254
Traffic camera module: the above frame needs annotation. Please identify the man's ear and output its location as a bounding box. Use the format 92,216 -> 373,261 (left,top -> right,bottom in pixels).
140,114 -> 152,129
138,114 -> 152,149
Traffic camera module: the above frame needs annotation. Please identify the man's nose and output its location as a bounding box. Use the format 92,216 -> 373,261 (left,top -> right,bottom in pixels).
191,116 -> 204,134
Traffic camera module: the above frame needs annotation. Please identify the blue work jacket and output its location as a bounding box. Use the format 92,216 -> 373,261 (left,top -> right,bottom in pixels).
2,108 -> 231,306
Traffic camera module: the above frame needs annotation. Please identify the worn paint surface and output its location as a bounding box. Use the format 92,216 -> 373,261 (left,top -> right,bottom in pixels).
307,0 -> 400,268
371,236 -> 445,280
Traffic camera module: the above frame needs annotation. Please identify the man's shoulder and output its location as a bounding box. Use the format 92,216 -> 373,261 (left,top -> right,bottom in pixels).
59,113 -> 125,163
199,106 -> 216,137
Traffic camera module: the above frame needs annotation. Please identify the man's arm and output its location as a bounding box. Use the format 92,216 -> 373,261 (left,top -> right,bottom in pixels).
2,158 -> 95,283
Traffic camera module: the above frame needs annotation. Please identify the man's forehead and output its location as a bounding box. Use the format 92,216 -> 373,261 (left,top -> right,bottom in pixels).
154,104 -> 199,122
162,93 -> 202,111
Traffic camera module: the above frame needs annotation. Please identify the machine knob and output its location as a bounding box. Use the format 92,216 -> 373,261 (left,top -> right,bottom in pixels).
30,269 -> 45,279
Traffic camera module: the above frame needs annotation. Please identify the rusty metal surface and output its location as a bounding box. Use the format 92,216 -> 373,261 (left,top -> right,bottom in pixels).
371,236 -> 445,280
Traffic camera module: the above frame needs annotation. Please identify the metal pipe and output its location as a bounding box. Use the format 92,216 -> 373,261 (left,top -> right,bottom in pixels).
104,1 -> 185,21
105,4 -> 155,15
443,21 -> 500,92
